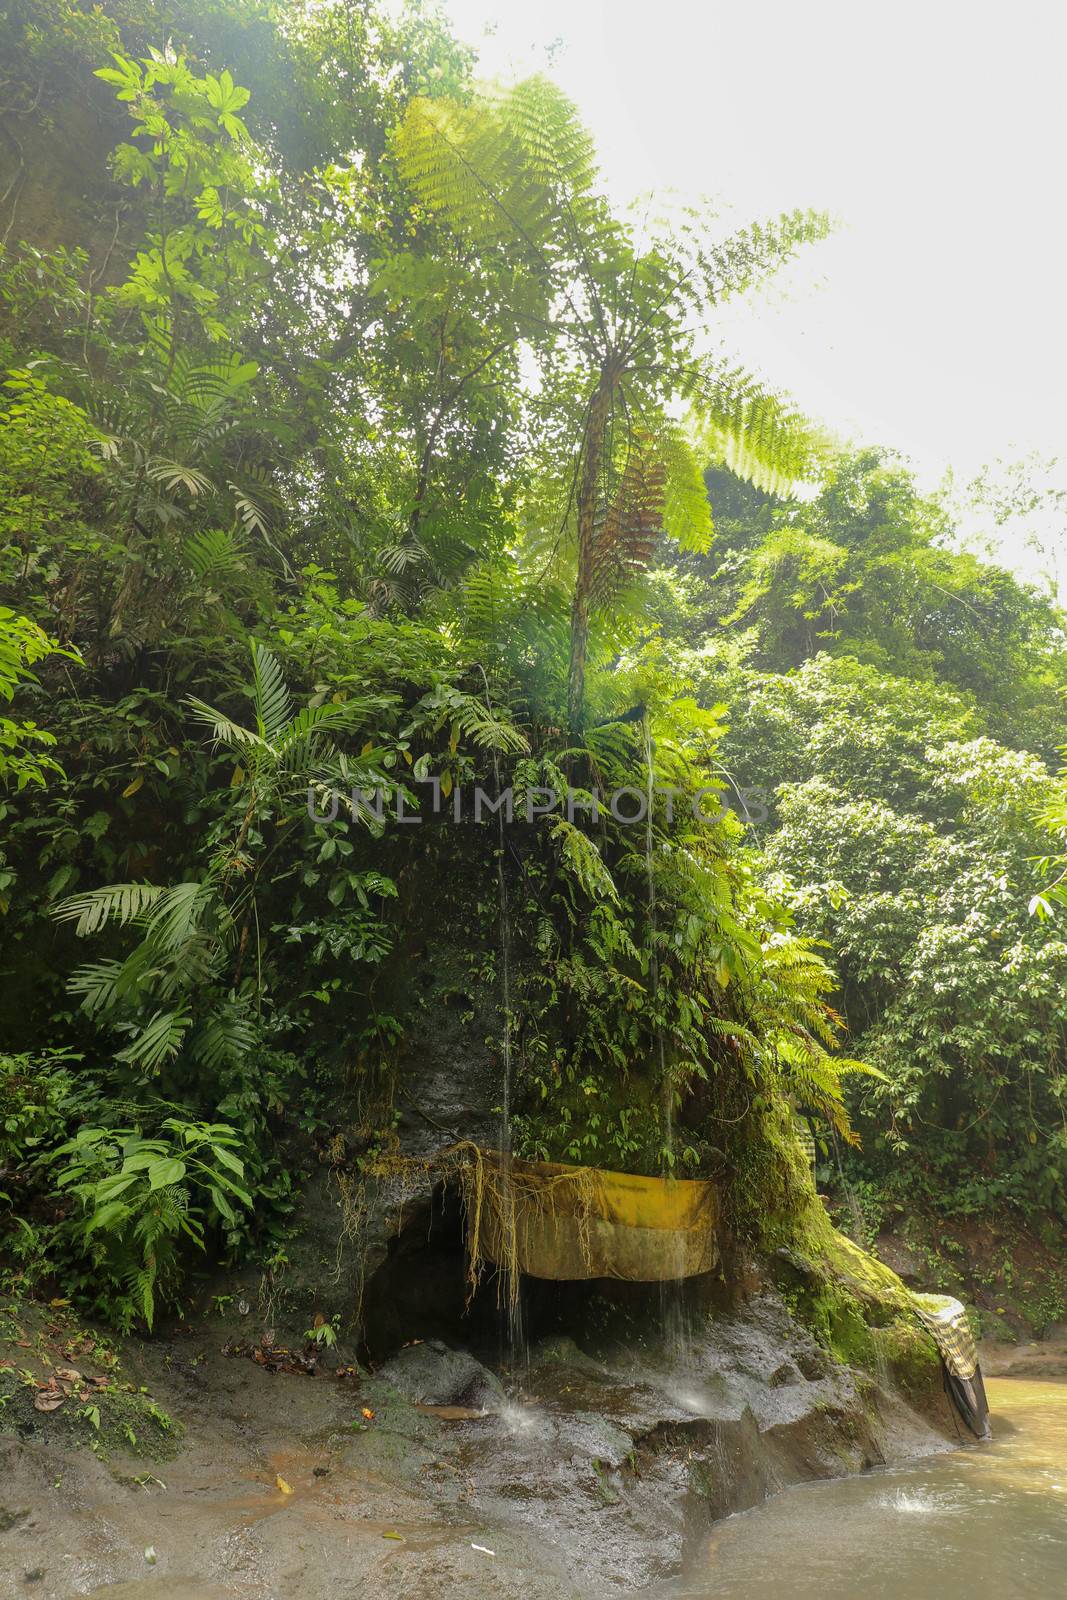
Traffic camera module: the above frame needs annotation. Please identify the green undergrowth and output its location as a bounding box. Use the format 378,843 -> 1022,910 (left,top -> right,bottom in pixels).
0,1297 -> 182,1462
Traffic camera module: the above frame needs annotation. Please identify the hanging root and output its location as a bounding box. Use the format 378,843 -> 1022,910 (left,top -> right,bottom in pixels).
441,1143 -> 599,1315
331,1141 -> 601,1328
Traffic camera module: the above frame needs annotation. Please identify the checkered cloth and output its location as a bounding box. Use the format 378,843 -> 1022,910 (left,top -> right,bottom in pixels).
828,1234 -> 980,1381
909,1292 -> 979,1382
793,1115 -> 817,1172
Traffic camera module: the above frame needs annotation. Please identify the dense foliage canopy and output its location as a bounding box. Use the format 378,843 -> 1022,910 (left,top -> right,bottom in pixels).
1,0 -> 1064,1330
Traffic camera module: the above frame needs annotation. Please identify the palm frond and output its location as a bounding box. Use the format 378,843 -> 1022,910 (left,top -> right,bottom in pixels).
145,459 -> 214,497
250,640 -> 292,740
54,882 -> 165,937
185,697 -> 268,751
115,1006 -> 191,1073
183,527 -> 248,583
143,881 -> 215,954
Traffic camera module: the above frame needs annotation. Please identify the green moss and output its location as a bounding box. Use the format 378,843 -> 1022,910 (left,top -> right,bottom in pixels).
726,1094 -> 825,1252
876,1319 -> 941,1398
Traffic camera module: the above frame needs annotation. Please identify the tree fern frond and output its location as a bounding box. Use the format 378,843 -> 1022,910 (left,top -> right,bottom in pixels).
694,207 -> 833,306
398,76 -> 596,264
659,425 -> 715,552
685,361 -> 832,497
589,437 -> 666,606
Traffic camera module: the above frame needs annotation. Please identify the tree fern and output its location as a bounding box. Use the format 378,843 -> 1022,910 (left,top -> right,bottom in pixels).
399,77 -> 833,721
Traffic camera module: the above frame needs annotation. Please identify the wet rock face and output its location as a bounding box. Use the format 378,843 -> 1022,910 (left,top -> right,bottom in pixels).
338,1291 -> 957,1593
0,1282 -> 959,1600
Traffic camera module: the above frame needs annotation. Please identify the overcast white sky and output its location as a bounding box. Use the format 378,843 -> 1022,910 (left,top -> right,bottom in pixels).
443,0 -> 1067,580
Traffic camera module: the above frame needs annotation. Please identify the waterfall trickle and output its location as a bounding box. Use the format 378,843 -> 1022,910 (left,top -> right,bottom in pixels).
644,715 -> 691,1367
489,732 -> 525,1370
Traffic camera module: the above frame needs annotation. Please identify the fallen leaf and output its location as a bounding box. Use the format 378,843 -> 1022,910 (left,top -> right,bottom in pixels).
49,1298 -> 70,1308
361,1406 -> 375,1421
33,1390 -> 66,1413
275,1475 -> 293,1495
144,1546 -> 156,1564
55,1367 -> 82,1384
382,1531 -> 403,1541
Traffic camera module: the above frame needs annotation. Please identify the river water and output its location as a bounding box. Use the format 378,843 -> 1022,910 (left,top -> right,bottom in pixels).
668,1378 -> 1067,1600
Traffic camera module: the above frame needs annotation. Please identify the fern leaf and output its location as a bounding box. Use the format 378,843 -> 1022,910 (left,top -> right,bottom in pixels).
685,361 -> 832,497
398,76 -> 596,260
588,438 -> 667,605
549,818 -> 619,903
695,208 -> 833,306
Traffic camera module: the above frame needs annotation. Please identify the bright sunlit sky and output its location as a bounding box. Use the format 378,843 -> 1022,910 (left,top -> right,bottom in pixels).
442,0 -> 1067,575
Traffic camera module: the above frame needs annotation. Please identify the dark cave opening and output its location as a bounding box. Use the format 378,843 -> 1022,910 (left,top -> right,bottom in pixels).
357,1180 -> 722,1367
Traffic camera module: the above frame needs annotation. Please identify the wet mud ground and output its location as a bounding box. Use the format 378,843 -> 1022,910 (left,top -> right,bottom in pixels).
0,1290 -> 963,1599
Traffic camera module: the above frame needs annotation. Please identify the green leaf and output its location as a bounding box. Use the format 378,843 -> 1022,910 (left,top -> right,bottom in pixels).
211,1146 -> 244,1177
210,1186 -> 236,1224
148,1157 -> 186,1190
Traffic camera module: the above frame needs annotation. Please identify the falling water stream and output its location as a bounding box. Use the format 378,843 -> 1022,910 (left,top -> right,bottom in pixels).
643,716 -> 691,1366
475,664 -> 525,1365
655,1377 -> 1067,1600
488,732 -> 525,1367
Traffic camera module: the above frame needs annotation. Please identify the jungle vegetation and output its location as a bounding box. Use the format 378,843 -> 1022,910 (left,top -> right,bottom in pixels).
0,0 -> 1065,1333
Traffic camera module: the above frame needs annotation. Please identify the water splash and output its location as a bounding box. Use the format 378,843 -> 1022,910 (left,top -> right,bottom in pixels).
883,1488 -> 944,1515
